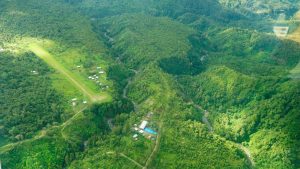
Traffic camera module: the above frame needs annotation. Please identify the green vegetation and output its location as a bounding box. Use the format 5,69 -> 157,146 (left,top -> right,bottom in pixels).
0,0 -> 299,169
0,53 -> 65,141
176,26 -> 300,169
29,43 -> 110,102
107,64 -> 135,95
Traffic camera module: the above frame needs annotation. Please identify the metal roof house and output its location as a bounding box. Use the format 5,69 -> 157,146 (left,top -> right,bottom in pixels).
139,120 -> 148,129
273,26 -> 289,37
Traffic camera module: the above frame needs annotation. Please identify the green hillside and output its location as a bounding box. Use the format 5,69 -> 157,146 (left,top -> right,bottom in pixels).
0,0 -> 299,169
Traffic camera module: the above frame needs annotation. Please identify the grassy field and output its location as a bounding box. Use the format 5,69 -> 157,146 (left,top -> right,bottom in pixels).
287,10 -> 300,79
288,25 -> 300,43
294,11 -> 300,21
29,43 -> 111,102
289,62 -> 300,79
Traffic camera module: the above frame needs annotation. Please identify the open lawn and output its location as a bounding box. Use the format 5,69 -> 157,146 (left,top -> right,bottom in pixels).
289,62 -> 300,79
294,11 -> 300,21
29,44 -> 111,103
287,10 -> 300,43
288,26 -> 300,43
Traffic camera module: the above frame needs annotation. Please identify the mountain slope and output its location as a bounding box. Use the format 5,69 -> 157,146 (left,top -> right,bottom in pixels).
0,0 -> 299,169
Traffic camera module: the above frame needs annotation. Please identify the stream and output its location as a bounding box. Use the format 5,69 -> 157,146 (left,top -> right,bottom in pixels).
103,30 -> 254,168
104,30 -> 139,112
192,101 -> 255,167
122,69 -> 139,113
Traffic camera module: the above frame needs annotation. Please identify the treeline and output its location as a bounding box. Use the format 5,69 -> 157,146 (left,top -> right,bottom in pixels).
90,98 -> 134,130
0,53 -> 65,141
159,34 -> 210,75
107,64 -> 134,96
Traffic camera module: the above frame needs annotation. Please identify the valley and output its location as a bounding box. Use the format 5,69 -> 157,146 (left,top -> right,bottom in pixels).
0,0 -> 299,169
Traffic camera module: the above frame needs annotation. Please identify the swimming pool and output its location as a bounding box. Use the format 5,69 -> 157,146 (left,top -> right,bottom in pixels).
144,128 -> 157,135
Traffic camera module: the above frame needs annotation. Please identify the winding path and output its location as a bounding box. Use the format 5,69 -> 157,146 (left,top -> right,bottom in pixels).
122,69 -> 139,112
0,106 -> 88,153
104,31 -> 164,169
120,153 -> 144,168
106,151 -> 144,168
104,30 -> 255,168
61,106 -> 88,140
143,122 -> 162,169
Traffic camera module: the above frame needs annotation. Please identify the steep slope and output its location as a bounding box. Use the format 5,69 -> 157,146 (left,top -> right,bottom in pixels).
0,0 -> 299,169
68,14 -> 250,168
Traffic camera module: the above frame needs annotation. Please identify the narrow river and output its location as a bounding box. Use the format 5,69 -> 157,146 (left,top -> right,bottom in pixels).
192,101 -> 255,167
103,30 -> 255,168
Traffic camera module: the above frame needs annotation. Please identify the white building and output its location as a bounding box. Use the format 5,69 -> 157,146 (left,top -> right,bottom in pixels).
139,120 -> 148,129
273,26 -> 289,37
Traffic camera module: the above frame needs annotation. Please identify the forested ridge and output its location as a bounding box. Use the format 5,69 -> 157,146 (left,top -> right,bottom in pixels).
0,0 -> 299,168
0,52 -> 65,141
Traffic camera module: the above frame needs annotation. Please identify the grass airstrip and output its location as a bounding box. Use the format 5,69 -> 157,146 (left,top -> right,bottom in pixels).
29,43 -> 111,103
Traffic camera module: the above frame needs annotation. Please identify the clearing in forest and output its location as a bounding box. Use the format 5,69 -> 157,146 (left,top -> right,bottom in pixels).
288,26 -> 300,43
287,10 -> 300,79
289,62 -> 300,79
289,29 -> 300,78
29,44 -> 109,102
287,30 -> 300,79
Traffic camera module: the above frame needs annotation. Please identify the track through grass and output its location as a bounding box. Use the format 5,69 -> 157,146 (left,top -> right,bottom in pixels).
29,44 -> 109,102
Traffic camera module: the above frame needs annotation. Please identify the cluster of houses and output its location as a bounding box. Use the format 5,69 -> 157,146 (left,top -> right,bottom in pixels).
71,98 -> 87,107
132,112 -> 157,141
78,66 -> 109,90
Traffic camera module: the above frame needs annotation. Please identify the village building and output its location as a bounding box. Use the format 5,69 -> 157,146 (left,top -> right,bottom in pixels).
273,26 -> 289,37
139,120 -> 148,129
